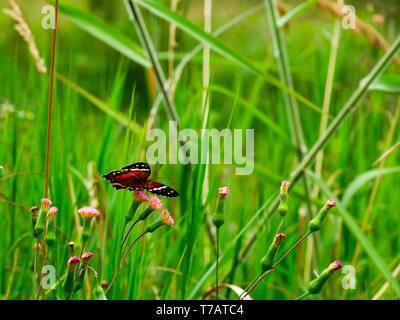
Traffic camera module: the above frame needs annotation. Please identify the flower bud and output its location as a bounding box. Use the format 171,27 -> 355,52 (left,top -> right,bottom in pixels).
218,187 -> 230,200
137,196 -> 162,221
308,199 -> 336,232
63,256 -> 81,297
34,208 -> 47,238
94,283 -> 108,300
47,206 -> 58,219
30,206 -> 39,239
307,260 -> 342,295
213,186 -> 229,228
75,252 -> 95,291
30,206 -> 39,218
41,198 -> 52,211
260,233 -> 286,272
278,181 -> 290,217
77,206 -> 100,220
68,241 -> 76,255
145,210 -> 175,234
45,214 -> 57,247
78,207 -> 100,243
125,191 -> 149,223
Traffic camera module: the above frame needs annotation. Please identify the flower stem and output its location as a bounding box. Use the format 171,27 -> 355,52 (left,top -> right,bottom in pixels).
216,227 -> 220,300
105,231 -> 146,295
241,231 -> 311,299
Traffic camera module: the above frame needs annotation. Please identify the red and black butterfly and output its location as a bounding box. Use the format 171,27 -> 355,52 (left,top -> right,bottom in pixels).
102,162 -> 179,198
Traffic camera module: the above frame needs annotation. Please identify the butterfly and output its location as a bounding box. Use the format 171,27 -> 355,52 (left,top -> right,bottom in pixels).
102,162 -> 179,198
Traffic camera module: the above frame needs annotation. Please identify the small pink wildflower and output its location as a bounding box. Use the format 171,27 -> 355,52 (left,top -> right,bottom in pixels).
41,198 -> 52,211
77,206 -> 100,220
280,180 -> 290,193
218,186 -> 230,200
68,256 -> 81,267
134,190 -> 149,203
326,199 -> 336,208
161,210 -> 174,227
47,206 -> 58,219
82,252 -> 94,261
149,196 -> 162,211
328,260 -> 343,272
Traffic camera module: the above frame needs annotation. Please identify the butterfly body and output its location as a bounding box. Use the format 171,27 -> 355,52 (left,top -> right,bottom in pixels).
103,162 -> 179,198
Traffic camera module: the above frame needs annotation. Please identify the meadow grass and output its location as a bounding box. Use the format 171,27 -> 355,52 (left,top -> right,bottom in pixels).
0,0 -> 399,300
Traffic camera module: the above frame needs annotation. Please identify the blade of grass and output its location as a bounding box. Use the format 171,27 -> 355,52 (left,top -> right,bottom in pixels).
54,0 -> 150,68
125,0 -> 179,123
135,0 -> 321,114
56,73 -> 143,135
341,167 -> 400,208
278,0 -> 320,27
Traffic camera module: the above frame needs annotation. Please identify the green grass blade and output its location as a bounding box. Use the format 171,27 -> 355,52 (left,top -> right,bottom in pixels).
55,0 -> 151,68
342,167 -> 400,208
369,74 -> 400,93
278,0 -> 320,27
56,74 -> 143,134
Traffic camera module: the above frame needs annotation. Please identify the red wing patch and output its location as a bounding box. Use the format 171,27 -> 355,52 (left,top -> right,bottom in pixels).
144,182 -> 179,198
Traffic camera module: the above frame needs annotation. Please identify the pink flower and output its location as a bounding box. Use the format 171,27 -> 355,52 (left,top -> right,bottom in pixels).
77,206 -> 100,220
41,198 -> 52,211
161,210 -> 174,227
149,196 -> 162,211
328,260 -> 343,272
218,186 -> 230,200
326,199 -> 336,208
280,180 -> 290,193
68,256 -> 81,267
47,206 -> 58,219
134,190 -> 149,203
82,252 -> 94,261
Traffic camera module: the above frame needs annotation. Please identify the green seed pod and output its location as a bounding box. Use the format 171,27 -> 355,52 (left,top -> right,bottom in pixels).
308,199 -> 336,233
212,199 -> 225,228
93,284 -> 107,300
34,209 -> 46,239
81,218 -> 93,244
63,256 -> 80,297
45,219 -> 57,247
278,181 -> 290,217
126,191 -> 149,223
30,206 -> 39,239
212,187 -> 230,229
145,210 -> 175,233
260,233 -> 286,272
307,261 -> 342,294
75,252 -> 94,291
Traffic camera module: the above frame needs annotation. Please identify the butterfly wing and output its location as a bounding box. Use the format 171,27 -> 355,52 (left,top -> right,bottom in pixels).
144,181 -> 179,198
103,162 -> 151,190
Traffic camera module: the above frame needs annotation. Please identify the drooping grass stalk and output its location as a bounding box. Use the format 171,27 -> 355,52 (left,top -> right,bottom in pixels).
124,0 -> 179,123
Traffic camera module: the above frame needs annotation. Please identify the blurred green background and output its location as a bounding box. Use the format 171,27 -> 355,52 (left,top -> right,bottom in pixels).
0,0 -> 399,300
